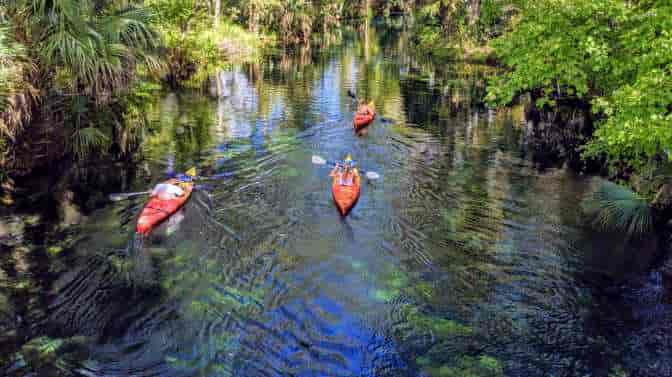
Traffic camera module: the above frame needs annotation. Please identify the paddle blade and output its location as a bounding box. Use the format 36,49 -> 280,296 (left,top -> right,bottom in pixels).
312,155 -> 327,165
109,194 -> 125,202
365,171 -> 380,180
203,172 -> 233,180
185,167 -> 197,177
108,191 -> 151,202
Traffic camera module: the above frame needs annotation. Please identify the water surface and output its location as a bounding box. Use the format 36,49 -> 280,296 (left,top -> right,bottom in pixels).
2,22 -> 671,377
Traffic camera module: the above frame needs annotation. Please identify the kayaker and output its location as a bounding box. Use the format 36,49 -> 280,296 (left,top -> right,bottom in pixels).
357,100 -> 374,117
149,168 -> 196,201
330,155 -> 356,186
151,182 -> 185,201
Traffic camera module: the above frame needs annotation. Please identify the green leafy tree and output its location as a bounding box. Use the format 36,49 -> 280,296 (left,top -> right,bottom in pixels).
487,0 -> 672,174
148,0 -> 208,87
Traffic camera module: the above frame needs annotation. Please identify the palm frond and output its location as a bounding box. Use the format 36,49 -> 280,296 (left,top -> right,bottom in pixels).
69,126 -> 109,159
0,24 -> 34,139
24,0 -> 157,95
582,181 -> 654,236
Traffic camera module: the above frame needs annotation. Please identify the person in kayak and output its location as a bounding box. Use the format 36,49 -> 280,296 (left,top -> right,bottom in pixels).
151,182 -> 185,200
330,155 -> 356,186
149,168 -> 196,201
357,100 -> 374,117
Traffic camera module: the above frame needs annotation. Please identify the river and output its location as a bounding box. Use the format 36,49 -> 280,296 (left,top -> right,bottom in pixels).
1,21 -> 671,377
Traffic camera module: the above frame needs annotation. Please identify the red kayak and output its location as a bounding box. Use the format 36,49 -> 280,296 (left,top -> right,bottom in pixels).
331,169 -> 361,216
136,178 -> 194,235
353,102 -> 376,131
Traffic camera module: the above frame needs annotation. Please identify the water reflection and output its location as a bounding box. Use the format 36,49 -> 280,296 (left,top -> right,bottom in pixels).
1,21 -> 671,377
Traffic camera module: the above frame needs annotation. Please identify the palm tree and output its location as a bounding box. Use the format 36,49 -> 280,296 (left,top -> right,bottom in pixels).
582,181 -> 655,237
11,0 -> 160,98
0,23 -> 38,161
3,0 -> 161,158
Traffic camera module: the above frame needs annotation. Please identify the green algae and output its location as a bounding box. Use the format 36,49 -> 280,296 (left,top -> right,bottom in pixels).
388,269 -> 409,289
350,259 -> 364,270
410,281 -> 436,302
9,335 -> 90,375
47,246 -> 63,256
420,355 -> 504,377
373,289 -> 396,302
609,365 -> 628,377
23,336 -> 64,357
282,167 -> 300,178
371,267 -> 412,302
404,305 -> 473,338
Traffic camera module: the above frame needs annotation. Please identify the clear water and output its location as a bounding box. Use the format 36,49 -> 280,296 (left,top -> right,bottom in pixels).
1,22 -> 671,377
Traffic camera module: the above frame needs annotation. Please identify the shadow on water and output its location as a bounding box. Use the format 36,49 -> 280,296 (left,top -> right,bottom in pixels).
2,19 -> 672,377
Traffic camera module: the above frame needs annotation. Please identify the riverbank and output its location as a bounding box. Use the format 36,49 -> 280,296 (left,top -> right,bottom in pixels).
403,0 -> 672,236
0,12 -> 272,177
2,0 -> 368,178
3,18 -> 672,376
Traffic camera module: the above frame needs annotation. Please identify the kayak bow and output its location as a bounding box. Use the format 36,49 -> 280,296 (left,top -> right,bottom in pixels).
136,178 -> 194,235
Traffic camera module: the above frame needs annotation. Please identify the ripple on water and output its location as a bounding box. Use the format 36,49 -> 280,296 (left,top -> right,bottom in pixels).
4,23 -> 671,377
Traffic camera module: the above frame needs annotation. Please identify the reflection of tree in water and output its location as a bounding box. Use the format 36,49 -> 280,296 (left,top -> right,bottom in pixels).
4,17 -> 669,377
373,70 -> 550,374
215,68 -> 258,139
381,80 -> 672,375
399,64 -> 493,126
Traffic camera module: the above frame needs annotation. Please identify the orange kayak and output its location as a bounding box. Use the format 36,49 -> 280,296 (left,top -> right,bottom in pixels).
136,178 -> 194,235
353,104 -> 376,131
331,169 -> 361,216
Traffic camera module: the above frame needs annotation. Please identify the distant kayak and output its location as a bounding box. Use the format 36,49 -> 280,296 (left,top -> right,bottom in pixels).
331,168 -> 361,216
353,102 -> 375,131
136,178 -> 194,235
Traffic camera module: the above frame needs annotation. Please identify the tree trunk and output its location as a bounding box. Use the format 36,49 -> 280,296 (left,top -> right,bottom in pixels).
438,2 -> 450,32
214,0 -> 221,26
468,0 -> 481,27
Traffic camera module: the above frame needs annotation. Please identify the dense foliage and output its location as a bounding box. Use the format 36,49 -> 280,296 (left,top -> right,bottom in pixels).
0,0 -> 356,170
217,0 -> 355,45
0,0 -> 162,161
1,0 -> 670,222
148,0 -> 270,88
0,0 -> 272,166
0,25 -> 33,144
410,0 -> 509,59
487,0 -> 672,175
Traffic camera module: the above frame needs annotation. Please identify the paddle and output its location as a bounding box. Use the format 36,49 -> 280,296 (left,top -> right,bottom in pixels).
347,90 -> 393,124
194,172 -> 233,181
311,155 -> 381,180
109,191 -> 152,202
108,168 -> 233,202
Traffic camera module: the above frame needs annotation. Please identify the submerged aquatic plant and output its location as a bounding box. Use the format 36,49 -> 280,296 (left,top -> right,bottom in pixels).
417,354 -> 504,377
582,181 -> 654,237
